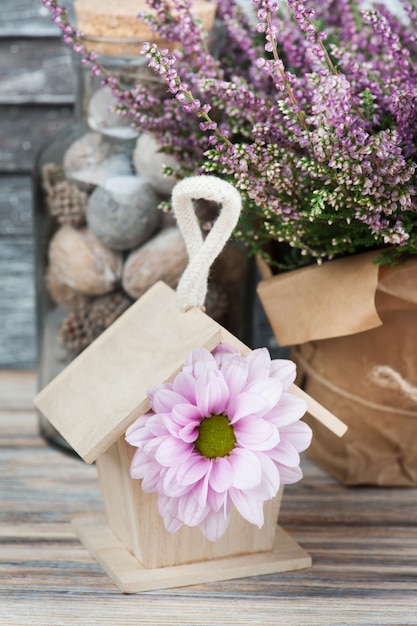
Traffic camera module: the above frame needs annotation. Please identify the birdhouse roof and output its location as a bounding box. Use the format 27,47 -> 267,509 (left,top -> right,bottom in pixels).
34,282 -> 230,463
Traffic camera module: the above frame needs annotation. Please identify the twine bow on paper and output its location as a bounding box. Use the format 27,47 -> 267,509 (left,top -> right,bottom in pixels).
171,175 -> 242,312
371,366 -> 417,406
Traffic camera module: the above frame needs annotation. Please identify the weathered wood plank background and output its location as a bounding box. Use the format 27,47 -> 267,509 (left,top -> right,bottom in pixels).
0,0 -> 75,369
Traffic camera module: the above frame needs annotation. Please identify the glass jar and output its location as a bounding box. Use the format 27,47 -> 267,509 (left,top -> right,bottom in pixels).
33,40 -> 254,453
33,45 -> 161,451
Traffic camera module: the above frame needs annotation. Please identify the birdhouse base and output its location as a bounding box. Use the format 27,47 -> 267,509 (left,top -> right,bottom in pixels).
73,516 -> 312,593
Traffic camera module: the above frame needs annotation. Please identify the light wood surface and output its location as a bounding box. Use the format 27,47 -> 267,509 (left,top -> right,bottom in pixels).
2,369 -> 417,625
73,516 -> 310,593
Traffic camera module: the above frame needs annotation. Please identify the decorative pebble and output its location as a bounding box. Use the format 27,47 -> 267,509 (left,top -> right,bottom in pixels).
133,132 -> 179,196
63,132 -> 132,189
45,264 -> 87,310
88,86 -> 139,140
86,175 -> 161,251
48,225 -> 123,295
122,227 -> 188,299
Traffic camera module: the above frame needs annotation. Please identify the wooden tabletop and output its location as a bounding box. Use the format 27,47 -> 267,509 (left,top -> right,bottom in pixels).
1,369 -> 417,625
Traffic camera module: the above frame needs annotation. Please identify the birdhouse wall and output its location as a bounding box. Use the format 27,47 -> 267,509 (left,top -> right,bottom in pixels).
96,436 -> 284,570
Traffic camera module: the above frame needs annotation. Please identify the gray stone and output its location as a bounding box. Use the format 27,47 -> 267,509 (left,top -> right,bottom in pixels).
133,132 -> 179,196
86,175 -> 162,251
88,86 -> 139,140
63,132 -> 133,190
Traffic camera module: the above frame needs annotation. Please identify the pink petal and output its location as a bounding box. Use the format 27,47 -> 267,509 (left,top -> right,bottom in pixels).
172,371 -> 197,403
221,356 -> 249,396
148,382 -> 172,405
171,402 -> 201,426
145,414 -> 170,437
280,421 -> 312,452
142,464 -> 165,493
195,370 -> 229,416
143,435 -> 167,458
206,488 -> 228,512
162,467 -> 193,497
275,463 -> 303,485
129,449 -> 152,480
162,414 -> 181,438
234,417 -> 280,451
248,452 -> 280,500
209,457 -> 234,492
266,393 -> 307,427
178,492 -> 209,526
229,488 -> 265,527
175,454 -> 210,486
179,421 -> 199,443
199,508 -> 231,541
268,439 -> 300,468
125,414 -> 148,439
183,348 -> 217,377
230,448 -> 262,489
151,388 -> 188,413
245,378 -> 283,415
228,392 -> 268,422
158,495 -> 183,533
155,437 -> 193,467
147,383 -> 173,402
194,462 -> 212,508
269,359 -> 297,389
212,344 -> 239,369
246,348 -> 271,382
213,343 -> 239,357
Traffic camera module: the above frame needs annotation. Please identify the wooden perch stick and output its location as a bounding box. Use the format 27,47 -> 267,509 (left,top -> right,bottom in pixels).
289,384 -> 348,437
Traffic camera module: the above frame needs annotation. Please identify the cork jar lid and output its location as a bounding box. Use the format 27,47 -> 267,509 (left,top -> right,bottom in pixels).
74,0 -> 217,45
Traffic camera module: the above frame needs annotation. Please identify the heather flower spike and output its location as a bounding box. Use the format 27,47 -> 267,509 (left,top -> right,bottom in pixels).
125,344 -> 311,541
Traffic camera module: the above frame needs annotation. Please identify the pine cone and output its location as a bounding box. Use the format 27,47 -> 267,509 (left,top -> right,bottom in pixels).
59,299 -> 96,355
42,162 -> 87,227
89,291 -> 132,330
41,162 -> 63,194
59,291 -> 132,355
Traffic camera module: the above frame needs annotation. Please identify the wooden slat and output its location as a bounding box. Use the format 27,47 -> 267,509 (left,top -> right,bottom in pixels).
0,236 -> 36,368
0,104 -> 73,173
0,0 -> 75,37
0,175 -> 36,369
0,175 -> 33,236
0,39 -> 74,104
0,369 -> 36,410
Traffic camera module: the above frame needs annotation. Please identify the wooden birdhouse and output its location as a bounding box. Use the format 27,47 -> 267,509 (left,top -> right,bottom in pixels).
34,281 -> 346,593
34,175 -> 346,593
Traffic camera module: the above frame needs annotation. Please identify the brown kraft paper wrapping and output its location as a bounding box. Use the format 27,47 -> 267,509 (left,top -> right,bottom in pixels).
257,252 -> 417,486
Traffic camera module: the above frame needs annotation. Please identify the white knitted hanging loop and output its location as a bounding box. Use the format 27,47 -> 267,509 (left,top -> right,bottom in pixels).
171,175 -> 242,311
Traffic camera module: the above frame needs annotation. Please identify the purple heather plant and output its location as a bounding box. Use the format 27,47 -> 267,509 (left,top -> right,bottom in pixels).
43,0 -> 417,269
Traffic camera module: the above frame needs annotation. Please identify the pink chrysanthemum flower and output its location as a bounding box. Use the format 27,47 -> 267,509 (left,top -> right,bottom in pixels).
125,344 -> 311,541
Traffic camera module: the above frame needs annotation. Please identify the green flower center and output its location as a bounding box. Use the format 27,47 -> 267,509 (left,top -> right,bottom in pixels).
194,414 -> 237,459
